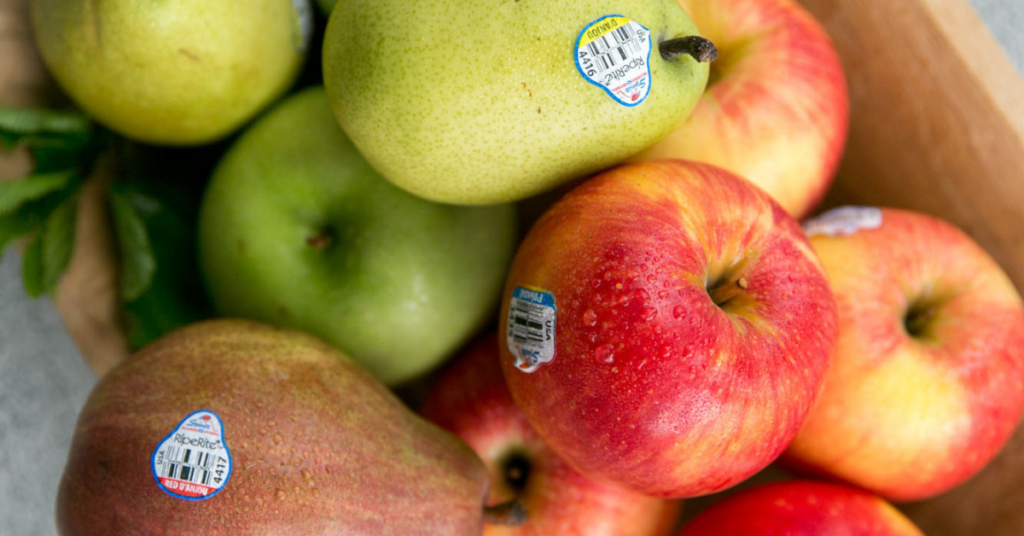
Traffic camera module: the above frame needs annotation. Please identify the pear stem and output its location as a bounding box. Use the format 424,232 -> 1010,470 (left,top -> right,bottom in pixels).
659,36 -> 718,63
483,500 -> 528,527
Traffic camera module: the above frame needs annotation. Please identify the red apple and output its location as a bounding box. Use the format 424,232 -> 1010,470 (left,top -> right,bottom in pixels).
421,334 -> 681,536
784,207 -> 1024,501
678,480 -> 925,535
498,160 -> 837,498
631,0 -> 849,219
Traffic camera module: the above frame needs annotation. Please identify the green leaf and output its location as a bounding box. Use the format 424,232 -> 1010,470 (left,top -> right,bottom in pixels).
110,186 -> 156,301
0,182 -> 80,257
0,109 -> 92,152
0,171 -> 76,216
0,108 -> 91,136
21,231 -> 44,297
19,191 -> 78,297
115,179 -> 212,349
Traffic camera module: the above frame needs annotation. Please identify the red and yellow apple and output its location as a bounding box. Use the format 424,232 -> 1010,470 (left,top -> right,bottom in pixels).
498,160 -> 837,498
421,334 -> 681,536
784,207 -> 1024,501
632,0 -> 849,218
678,480 -> 925,535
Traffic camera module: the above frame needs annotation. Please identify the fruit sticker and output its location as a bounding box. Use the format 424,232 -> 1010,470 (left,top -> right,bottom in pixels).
151,410 -> 232,501
803,206 -> 883,238
575,15 -> 653,107
291,0 -> 314,54
507,287 -> 557,373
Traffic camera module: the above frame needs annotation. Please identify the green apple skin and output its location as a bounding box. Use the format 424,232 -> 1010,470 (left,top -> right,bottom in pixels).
323,1 -> 710,205
31,0 -> 311,145
198,87 -> 518,386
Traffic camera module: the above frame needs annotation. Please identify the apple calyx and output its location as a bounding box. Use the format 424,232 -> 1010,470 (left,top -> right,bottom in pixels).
904,300 -> 940,340
306,228 -> 334,251
482,500 -> 529,527
659,36 -> 718,63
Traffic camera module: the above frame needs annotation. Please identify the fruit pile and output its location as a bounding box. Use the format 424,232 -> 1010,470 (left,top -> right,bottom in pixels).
1,0 -> 1022,535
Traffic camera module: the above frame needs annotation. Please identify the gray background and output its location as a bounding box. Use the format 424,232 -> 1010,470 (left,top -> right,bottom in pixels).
1,1 -> 1022,534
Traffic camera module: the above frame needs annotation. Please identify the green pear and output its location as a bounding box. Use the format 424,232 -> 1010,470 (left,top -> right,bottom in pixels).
323,0 -> 714,205
30,0 -> 313,145
56,320 -> 525,535
198,87 -> 517,386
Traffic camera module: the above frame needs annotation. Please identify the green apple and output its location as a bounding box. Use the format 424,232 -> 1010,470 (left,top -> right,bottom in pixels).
323,0 -> 715,204
198,87 -> 518,385
30,0 -> 313,145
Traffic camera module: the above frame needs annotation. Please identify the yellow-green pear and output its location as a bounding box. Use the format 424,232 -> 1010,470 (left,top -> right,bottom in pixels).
323,0 -> 715,205
31,0 -> 314,145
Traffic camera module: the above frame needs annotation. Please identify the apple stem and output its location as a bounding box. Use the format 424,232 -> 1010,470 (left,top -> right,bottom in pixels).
709,278 -> 747,308
483,500 -> 528,527
659,36 -> 718,63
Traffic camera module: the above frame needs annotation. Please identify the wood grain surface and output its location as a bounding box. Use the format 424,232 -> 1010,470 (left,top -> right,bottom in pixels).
3,0 -> 1024,532
0,0 -> 129,376
798,1 -> 1024,534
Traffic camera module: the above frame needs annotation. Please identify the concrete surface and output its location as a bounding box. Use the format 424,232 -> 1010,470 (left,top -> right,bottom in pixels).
1,2 -> 1022,534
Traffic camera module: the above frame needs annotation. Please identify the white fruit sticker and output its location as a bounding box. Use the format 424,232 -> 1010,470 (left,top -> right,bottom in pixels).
291,0 -> 314,54
575,15 -> 653,107
151,410 -> 232,501
507,287 -> 557,373
803,206 -> 884,238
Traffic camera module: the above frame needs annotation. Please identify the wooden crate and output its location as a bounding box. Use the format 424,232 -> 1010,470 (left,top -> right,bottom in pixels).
3,0 -> 1024,533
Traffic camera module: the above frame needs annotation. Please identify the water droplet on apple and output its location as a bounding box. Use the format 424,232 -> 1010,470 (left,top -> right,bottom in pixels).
641,307 -> 658,322
646,273 -> 657,283
311,488 -> 321,498
673,305 -> 685,319
658,290 -> 669,299
591,279 -> 602,289
660,345 -> 672,358
635,289 -> 650,306
640,263 -> 648,272
273,433 -> 284,446
582,308 -> 598,327
275,489 -> 287,501
595,344 -> 615,364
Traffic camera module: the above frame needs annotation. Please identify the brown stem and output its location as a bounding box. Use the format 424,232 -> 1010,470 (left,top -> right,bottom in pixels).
659,35 -> 718,63
483,500 -> 528,527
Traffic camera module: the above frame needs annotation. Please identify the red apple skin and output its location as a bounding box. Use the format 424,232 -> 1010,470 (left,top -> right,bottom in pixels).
632,0 -> 849,219
499,160 -> 838,498
421,335 -> 681,536
784,208 -> 1024,501
678,481 -> 925,536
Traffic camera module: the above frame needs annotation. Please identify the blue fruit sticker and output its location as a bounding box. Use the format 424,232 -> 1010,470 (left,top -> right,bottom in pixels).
507,287 -> 557,373
575,15 -> 653,107
151,410 -> 232,501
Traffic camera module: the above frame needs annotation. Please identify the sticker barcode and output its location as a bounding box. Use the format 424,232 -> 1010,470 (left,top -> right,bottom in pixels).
151,410 -> 232,501
507,287 -> 556,373
585,25 -> 644,75
575,15 -> 653,107
512,301 -> 547,344
160,445 -> 221,486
